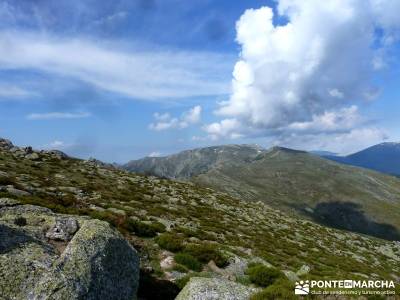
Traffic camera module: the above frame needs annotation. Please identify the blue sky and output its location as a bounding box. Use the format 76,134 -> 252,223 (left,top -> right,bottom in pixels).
0,0 -> 399,162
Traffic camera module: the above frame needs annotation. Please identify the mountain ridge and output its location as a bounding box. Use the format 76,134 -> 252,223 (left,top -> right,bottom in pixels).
323,142 -> 400,176
2,137 -> 400,297
124,144 -> 400,241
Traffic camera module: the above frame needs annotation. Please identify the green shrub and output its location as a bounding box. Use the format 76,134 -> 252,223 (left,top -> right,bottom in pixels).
156,233 -> 184,252
394,284 -> 400,296
89,210 -> 119,223
250,279 -> 296,300
175,227 -> 215,240
149,221 -> 166,233
174,253 -> 202,272
0,176 -> 15,186
236,275 -> 252,286
172,264 -> 189,273
246,265 -> 283,287
123,219 -> 163,237
175,274 -> 194,290
18,195 -> 82,216
184,243 -> 228,268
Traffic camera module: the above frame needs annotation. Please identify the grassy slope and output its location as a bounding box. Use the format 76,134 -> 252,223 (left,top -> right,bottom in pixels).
1,147 -> 400,285
193,148 -> 400,231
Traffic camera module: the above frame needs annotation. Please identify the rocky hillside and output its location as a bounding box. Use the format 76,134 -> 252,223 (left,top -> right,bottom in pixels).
124,145 -> 400,241
124,144 -> 264,179
1,138 -> 400,299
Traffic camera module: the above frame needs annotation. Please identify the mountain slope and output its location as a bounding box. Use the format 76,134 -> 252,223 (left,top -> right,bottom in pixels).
1,138 -> 400,294
124,145 -> 400,240
324,142 -> 400,176
124,144 -> 264,179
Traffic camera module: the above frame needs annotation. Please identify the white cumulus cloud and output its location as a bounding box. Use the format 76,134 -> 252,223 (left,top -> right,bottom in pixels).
204,0 -> 400,146
149,106 -> 202,131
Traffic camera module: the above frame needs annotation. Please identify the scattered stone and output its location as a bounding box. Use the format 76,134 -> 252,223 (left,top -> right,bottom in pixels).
224,255 -> 248,277
175,277 -> 259,300
54,173 -> 66,179
283,270 -> 299,282
0,198 -> 21,208
59,186 -> 81,194
166,270 -> 186,281
89,204 -> 105,211
296,264 -> 310,277
248,257 -> 272,268
46,217 -> 80,241
5,186 -> 31,196
304,207 -> 314,214
160,255 -> 174,270
107,207 -> 126,216
377,245 -> 400,260
25,153 -> 40,160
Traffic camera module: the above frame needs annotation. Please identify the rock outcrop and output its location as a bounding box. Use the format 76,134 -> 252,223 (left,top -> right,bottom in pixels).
0,199 -> 139,300
175,277 -> 259,300
0,138 -> 69,161
0,138 -> 14,150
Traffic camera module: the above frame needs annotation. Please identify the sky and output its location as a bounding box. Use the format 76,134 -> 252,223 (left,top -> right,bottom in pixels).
0,0 -> 399,162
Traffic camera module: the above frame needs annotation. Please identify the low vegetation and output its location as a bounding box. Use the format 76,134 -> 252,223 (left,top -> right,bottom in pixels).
156,233 -> 184,252
174,253 -> 202,272
246,264 -> 283,287
0,142 -> 399,298
183,243 -> 228,268
250,278 -> 296,300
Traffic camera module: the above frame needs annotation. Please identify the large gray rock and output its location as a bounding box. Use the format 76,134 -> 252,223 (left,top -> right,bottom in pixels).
0,203 -> 139,300
25,152 -> 40,160
0,138 -> 13,150
175,277 -> 259,300
42,150 -> 69,160
5,186 -> 31,196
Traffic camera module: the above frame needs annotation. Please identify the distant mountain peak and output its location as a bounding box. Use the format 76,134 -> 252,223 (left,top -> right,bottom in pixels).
324,141 -> 400,176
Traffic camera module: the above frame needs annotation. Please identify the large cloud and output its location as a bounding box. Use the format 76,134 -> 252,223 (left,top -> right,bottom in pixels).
204,0 -> 400,147
0,31 -> 232,100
